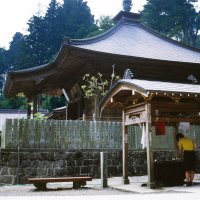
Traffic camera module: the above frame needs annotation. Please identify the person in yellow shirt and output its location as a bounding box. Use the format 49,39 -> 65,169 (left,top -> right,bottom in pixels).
176,133 -> 196,186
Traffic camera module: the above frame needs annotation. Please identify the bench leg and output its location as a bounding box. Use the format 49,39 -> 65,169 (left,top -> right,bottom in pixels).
33,183 -> 47,190
73,181 -> 86,189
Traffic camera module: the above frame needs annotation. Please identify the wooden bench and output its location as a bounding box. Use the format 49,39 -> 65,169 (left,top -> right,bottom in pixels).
28,176 -> 92,190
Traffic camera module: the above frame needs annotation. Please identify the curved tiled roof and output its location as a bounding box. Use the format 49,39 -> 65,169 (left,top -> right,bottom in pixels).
118,79 -> 200,94
71,19 -> 200,64
99,79 -> 200,109
4,12 -> 200,98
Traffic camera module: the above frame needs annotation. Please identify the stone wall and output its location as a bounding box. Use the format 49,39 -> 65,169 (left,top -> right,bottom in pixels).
0,149 -> 199,185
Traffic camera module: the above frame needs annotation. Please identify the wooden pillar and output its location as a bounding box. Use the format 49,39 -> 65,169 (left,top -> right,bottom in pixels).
122,110 -> 129,184
83,113 -> 86,121
145,103 -> 155,188
27,98 -> 32,119
94,95 -> 99,120
173,123 -> 179,156
33,95 -> 38,118
65,103 -> 68,120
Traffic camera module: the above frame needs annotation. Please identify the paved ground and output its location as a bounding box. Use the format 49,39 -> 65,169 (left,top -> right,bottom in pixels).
1,175 -> 200,200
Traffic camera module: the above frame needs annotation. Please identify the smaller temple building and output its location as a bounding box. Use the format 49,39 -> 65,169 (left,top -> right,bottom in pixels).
100,78 -> 200,187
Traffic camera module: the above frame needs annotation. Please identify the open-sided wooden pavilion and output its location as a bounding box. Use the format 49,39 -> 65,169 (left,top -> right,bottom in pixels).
100,79 -> 200,187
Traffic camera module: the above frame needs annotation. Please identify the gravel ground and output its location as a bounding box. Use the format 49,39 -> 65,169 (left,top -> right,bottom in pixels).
1,175 -> 200,197
0,180 -> 131,196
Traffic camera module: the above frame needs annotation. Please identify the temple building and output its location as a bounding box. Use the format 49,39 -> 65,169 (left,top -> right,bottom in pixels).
4,0 -> 200,120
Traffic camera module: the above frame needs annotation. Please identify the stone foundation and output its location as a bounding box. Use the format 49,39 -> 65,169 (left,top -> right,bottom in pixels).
0,149 -> 199,185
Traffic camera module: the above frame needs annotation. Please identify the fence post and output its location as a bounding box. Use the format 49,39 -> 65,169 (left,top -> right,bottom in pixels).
100,152 -> 108,188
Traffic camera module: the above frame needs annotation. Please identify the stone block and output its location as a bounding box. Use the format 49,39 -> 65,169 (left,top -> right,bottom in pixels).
24,167 -> 37,176
8,159 -> 18,167
19,175 -> 29,184
93,159 -> 100,166
21,159 -> 31,168
88,152 -> 99,159
0,167 -> 9,175
66,159 -> 75,167
54,152 -> 63,160
37,167 -> 47,176
62,166 -> 80,176
80,166 -> 91,175
54,168 -> 64,176
9,153 -> 18,159
53,160 -> 66,168
83,159 -> 94,166
41,152 -> 54,161
0,175 -> 15,185
46,168 -> 54,177
8,168 -> 17,175
108,166 -> 118,176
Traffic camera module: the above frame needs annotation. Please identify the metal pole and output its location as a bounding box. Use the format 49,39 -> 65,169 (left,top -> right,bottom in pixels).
100,152 -> 108,188
17,145 -> 20,185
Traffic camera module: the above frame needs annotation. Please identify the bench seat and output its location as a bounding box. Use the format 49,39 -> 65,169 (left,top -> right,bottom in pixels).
28,176 -> 92,190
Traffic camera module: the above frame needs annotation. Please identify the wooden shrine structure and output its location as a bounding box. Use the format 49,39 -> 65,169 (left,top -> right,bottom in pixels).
99,79 -> 200,188
3,6 -> 200,120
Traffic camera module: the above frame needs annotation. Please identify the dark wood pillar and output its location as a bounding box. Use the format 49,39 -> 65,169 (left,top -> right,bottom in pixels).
94,95 -> 99,120
65,103 -> 68,120
122,110 -> 129,184
33,95 -> 38,118
27,98 -> 32,119
145,103 -> 155,188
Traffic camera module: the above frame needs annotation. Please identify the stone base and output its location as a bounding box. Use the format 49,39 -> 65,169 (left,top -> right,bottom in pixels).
122,178 -> 130,184
0,175 -> 17,185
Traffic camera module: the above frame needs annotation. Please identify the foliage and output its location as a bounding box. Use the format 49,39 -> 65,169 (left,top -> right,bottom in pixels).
0,95 -> 10,108
0,48 -> 8,94
41,95 -> 66,111
141,0 -> 200,47
7,32 -> 28,71
81,65 -> 120,99
0,0 -> 98,109
34,112 -> 47,120
88,16 -> 114,37
6,0 -> 98,72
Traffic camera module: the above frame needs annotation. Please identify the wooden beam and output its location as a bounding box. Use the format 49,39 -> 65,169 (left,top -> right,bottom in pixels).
152,117 -> 200,123
122,110 -> 129,184
146,103 -> 155,189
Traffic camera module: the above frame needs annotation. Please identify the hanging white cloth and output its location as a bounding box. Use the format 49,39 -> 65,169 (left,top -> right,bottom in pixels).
141,123 -> 147,149
178,122 -> 190,135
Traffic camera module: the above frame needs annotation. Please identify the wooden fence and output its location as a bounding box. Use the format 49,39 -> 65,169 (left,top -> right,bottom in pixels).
1,119 -> 199,150
1,119 -> 123,149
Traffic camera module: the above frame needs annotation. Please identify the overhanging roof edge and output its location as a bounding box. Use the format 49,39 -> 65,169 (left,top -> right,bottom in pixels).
99,79 -> 200,111
64,44 -> 200,66
99,80 -> 148,111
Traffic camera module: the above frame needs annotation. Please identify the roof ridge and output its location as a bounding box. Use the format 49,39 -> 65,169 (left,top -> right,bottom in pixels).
68,18 -> 139,45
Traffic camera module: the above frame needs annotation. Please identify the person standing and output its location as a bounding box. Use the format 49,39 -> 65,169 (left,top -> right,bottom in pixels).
176,133 -> 196,186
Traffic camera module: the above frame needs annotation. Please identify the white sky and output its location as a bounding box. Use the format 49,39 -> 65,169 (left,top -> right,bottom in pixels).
0,0 -> 146,49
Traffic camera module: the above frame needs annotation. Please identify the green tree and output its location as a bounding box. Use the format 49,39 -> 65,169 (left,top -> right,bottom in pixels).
24,15 -> 48,68
7,32 -> 27,71
42,95 -> 66,111
141,0 -> 200,47
57,0 -> 97,39
0,47 -> 8,94
88,16 -> 114,37
42,0 -> 63,60
1,0 -> 98,110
